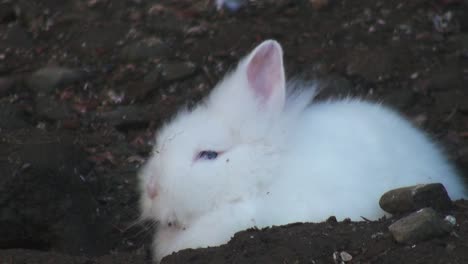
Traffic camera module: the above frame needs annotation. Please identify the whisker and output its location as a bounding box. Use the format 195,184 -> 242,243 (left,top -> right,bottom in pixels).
122,216 -> 145,232
125,219 -> 158,240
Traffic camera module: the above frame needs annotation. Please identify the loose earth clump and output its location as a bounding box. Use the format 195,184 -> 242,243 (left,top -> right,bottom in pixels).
1,0 -> 468,263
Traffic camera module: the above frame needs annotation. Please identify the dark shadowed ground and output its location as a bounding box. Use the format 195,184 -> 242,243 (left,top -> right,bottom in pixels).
1,0 -> 468,263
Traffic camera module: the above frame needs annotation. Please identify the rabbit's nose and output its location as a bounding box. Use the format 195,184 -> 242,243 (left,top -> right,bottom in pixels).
146,177 -> 158,199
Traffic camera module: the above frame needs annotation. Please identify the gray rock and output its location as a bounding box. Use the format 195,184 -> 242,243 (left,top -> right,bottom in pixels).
95,104 -> 158,130
0,77 -> 15,97
73,22 -> 129,52
0,24 -> 33,49
123,80 -> 158,102
185,24 -> 209,37
158,61 -> 197,81
332,250 -> 353,263
340,251 -> 353,262
144,68 -> 160,84
26,66 -> 85,93
121,37 -> 168,61
35,95 -> 73,121
379,183 -> 453,215
0,129 -> 111,256
0,103 -> 30,129
388,208 -> 454,244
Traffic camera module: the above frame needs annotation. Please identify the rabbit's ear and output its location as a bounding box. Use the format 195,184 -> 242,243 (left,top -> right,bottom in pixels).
244,40 -> 286,112
207,40 -> 286,122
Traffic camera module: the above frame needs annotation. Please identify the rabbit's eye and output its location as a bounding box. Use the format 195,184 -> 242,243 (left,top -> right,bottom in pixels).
197,151 -> 218,160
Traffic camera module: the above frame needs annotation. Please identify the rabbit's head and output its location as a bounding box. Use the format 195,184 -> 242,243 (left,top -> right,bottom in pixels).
139,40 -> 300,228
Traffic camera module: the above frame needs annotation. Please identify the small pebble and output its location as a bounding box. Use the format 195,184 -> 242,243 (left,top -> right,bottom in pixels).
444,215 -> 456,226
340,251 -> 353,262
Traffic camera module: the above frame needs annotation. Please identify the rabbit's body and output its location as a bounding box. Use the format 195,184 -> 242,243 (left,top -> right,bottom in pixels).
139,40 -> 466,262
259,99 -> 465,225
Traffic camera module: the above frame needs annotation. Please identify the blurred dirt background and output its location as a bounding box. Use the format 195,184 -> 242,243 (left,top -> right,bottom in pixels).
1,0 -> 468,263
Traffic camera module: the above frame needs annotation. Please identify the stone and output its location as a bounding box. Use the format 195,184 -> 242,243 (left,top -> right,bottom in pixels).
0,24 -> 33,49
0,77 -> 15,97
158,61 -> 197,81
73,22 -> 129,54
333,250 -> 353,263
95,105 -> 157,131
124,81 -> 156,102
326,216 -> 338,224
185,24 -> 209,37
0,103 -> 30,129
35,95 -> 73,121
340,251 -> 353,262
144,67 -> 161,84
388,208 -> 453,244
379,183 -> 453,215
121,37 -> 168,61
26,66 -> 86,93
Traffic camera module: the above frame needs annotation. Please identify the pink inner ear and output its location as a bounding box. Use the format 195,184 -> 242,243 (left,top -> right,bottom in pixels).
246,41 -> 284,105
146,177 -> 158,199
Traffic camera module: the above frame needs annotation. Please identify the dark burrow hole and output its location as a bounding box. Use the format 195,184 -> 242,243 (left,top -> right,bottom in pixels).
1,239 -> 51,251
0,6 -> 17,24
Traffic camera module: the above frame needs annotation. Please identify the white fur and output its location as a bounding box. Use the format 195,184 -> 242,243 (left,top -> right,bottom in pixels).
138,40 -> 466,262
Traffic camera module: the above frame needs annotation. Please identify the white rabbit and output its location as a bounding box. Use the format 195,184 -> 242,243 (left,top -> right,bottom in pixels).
138,40 -> 466,262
